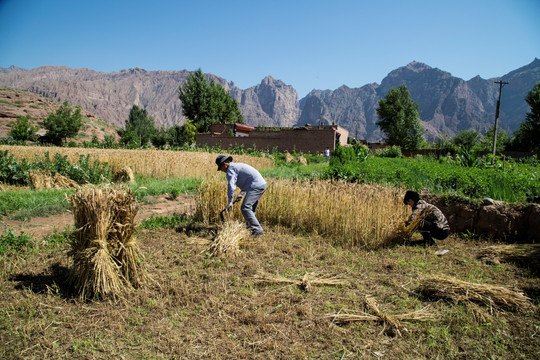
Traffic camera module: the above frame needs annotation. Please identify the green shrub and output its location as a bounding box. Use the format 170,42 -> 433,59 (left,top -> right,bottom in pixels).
374,146 -> 403,158
0,151 -> 112,185
329,143 -> 370,166
0,228 -> 33,255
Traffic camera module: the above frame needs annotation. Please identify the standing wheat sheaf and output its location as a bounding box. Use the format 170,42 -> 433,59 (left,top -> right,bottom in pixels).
68,185 -> 147,299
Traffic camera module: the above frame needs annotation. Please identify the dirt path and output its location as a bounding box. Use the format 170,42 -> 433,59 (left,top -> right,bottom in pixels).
1,194 -> 197,239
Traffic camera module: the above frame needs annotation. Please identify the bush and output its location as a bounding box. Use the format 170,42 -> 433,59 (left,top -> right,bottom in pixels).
329,143 -> 370,166
0,151 -> 111,185
374,146 -> 403,158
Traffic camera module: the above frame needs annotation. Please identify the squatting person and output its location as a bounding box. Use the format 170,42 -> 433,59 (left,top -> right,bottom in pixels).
216,154 -> 267,237
403,190 -> 450,246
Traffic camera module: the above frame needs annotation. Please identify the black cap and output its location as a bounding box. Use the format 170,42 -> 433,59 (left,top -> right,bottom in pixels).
215,154 -> 233,170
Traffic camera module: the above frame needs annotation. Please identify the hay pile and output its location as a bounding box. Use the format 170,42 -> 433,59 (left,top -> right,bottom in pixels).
477,244 -> 540,270
29,170 -> 79,189
416,275 -> 533,311
254,272 -> 348,292
68,185 -> 146,299
207,220 -> 251,257
112,166 -> 135,183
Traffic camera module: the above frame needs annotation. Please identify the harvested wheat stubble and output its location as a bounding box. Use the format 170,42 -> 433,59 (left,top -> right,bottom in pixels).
254,272 -> 348,292
325,295 -> 438,337
68,185 -> 146,299
207,220 -> 251,257
416,275 -> 533,311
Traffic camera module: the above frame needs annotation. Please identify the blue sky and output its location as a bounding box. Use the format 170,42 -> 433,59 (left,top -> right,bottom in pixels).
0,0 -> 538,97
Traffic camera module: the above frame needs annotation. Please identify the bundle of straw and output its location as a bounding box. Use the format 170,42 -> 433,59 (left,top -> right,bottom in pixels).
109,188 -> 146,287
325,295 -> 437,337
254,272 -> 348,292
207,220 -> 251,257
69,185 -> 145,299
416,275 -> 533,311
29,170 -> 79,189
477,244 -> 540,270
392,207 -> 432,243
113,166 -> 135,184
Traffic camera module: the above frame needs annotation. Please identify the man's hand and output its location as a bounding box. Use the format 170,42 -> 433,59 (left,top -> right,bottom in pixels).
225,202 -> 234,213
234,194 -> 243,203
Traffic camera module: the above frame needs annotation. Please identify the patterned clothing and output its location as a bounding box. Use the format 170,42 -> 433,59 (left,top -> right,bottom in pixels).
406,200 -> 450,231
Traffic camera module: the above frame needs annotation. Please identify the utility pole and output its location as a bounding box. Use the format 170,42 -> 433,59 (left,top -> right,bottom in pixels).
492,80 -> 509,156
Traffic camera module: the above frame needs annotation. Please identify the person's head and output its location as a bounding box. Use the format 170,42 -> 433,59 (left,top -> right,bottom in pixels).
403,190 -> 420,207
215,154 -> 233,172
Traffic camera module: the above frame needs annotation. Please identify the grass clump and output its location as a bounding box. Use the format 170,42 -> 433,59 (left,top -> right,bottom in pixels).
139,213 -> 191,230
0,228 -> 33,255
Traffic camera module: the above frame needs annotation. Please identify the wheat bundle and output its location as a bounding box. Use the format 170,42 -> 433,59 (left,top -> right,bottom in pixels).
68,185 -> 145,299
325,296 -> 437,336
29,170 -> 79,189
416,275 -> 533,311
392,207 -> 432,243
477,244 -> 540,269
113,166 -> 135,183
254,272 -> 348,292
110,189 -> 146,287
207,220 -> 251,257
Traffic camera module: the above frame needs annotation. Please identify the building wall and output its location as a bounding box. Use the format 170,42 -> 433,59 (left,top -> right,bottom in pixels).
197,128 -> 340,153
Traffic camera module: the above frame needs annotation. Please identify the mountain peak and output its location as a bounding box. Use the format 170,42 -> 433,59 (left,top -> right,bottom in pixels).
406,61 -> 432,72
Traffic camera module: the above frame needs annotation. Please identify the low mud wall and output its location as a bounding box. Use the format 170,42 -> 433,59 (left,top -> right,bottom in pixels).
423,195 -> 540,243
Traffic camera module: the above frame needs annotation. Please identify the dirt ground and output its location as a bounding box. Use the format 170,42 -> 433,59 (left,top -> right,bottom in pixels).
1,194 -> 196,239
0,196 -> 539,359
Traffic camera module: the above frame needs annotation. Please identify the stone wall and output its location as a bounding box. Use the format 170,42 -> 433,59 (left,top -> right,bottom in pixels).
424,195 -> 540,243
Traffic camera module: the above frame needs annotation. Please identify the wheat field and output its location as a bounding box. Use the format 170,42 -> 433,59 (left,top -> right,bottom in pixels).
197,177 -> 409,249
0,145 -> 274,179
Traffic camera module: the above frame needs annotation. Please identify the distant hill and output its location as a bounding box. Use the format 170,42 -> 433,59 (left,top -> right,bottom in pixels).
0,88 -> 119,143
1,59 -> 539,142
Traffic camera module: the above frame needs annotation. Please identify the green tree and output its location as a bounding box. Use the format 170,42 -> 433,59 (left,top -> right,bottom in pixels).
178,68 -> 243,133
451,130 -> 481,150
151,127 -> 168,148
478,125 -> 510,152
121,105 -> 156,147
511,81 -> 540,152
8,115 -> 38,141
167,120 -> 197,147
41,101 -> 83,145
376,84 -> 425,150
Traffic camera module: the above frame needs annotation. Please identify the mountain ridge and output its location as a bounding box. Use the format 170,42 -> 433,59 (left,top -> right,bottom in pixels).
1,59 -> 539,142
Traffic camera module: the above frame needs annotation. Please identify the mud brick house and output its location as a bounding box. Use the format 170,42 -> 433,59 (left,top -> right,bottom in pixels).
196,123 -> 349,154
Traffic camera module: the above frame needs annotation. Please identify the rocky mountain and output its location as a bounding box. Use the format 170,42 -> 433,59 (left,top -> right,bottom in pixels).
299,59 -> 540,141
1,59 -> 539,142
0,88 -> 119,142
0,66 -> 299,130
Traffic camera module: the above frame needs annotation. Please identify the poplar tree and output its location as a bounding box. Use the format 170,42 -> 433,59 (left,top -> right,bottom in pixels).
376,84 -> 425,150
